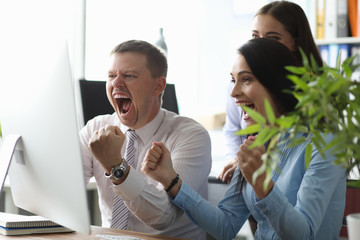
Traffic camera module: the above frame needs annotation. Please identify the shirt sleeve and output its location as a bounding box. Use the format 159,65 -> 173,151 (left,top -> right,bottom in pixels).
173,169 -> 250,240
222,82 -> 246,161
255,138 -> 346,239
113,123 -> 212,230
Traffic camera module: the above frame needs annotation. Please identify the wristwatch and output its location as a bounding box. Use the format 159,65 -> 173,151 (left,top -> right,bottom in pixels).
104,158 -> 128,181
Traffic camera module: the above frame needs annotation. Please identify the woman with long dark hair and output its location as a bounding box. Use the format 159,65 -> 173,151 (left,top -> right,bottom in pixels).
141,38 -> 345,240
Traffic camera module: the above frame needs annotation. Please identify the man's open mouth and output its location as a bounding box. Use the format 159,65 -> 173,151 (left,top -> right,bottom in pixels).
116,97 -> 132,114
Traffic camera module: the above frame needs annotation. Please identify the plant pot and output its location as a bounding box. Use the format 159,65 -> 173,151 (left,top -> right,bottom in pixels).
347,213 -> 360,240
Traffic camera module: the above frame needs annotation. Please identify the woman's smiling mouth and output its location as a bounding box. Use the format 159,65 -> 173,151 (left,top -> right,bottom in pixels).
236,101 -> 256,120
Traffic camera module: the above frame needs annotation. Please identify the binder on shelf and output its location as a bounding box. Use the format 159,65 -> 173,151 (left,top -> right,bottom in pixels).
337,0 -> 350,37
316,0 -> 326,39
351,45 -> 360,71
318,44 -> 330,64
0,212 -> 72,236
325,0 -> 337,39
348,0 -> 358,36
329,43 -> 340,67
339,43 -> 353,63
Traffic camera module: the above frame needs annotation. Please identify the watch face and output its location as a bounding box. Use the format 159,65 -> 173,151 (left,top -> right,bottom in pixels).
113,169 -> 124,178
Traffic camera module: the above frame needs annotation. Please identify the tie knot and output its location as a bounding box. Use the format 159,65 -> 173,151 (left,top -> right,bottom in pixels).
126,130 -> 138,143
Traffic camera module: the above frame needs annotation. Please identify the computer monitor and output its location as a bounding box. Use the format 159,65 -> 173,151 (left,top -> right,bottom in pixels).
0,35 -> 91,234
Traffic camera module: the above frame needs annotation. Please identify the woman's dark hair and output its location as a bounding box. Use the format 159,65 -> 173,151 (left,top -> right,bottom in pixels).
239,38 -> 300,114
236,38 -> 300,192
256,1 -> 323,67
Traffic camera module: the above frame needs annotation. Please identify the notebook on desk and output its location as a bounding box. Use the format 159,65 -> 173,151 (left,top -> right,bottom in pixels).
0,212 -> 73,236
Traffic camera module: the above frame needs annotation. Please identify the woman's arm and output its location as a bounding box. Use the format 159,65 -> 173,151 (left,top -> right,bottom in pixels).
142,143 -> 250,240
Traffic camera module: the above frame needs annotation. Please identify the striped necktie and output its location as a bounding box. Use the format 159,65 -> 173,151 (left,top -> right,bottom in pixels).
110,129 -> 138,229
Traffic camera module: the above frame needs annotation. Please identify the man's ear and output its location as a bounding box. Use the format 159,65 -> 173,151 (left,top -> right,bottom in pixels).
154,76 -> 166,97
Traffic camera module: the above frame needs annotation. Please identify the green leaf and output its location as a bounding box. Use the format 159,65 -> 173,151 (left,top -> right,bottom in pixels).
287,75 -> 309,91
264,99 -> 275,124
310,54 -> 319,72
242,106 -> 266,125
295,125 -> 310,134
285,66 -> 306,75
324,136 -> 343,152
311,137 -> 326,159
235,123 -> 261,136
299,48 -> 311,71
305,143 -> 313,170
312,131 -> 326,147
250,127 -> 279,148
326,78 -> 345,95
275,115 -> 296,129
285,136 -> 307,148
268,133 -> 281,150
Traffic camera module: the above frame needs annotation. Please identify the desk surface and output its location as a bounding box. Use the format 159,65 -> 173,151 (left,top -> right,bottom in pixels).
0,226 -> 188,240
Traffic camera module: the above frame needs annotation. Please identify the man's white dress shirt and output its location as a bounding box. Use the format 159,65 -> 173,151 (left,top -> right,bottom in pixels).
80,109 -> 212,240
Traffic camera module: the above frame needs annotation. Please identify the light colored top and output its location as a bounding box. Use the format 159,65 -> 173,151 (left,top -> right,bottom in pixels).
222,83 -> 247,161
80,109 -> 211,240
172,133 -> 346,240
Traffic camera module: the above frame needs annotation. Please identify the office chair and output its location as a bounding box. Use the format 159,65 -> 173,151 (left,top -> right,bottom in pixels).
162,83 -> 179,114
79,80 -> 114,125
79,79 -> 179,125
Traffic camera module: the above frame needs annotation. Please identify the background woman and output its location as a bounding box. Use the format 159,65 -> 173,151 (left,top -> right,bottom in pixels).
219,0 -> 323,184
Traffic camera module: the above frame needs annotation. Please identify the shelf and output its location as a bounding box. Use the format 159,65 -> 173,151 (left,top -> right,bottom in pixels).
316,37 -> 360,45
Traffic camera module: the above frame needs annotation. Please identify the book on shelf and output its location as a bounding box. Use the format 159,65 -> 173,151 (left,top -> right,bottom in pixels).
0,212 -> 73,236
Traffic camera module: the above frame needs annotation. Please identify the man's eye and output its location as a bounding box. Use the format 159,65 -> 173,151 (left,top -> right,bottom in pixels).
252,34 -> 259,39
108,74 -> 116,79
125,74 -> 135,78
230,78 -> 235,83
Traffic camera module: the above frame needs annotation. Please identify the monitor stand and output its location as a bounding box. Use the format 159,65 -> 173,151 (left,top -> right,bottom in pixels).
0,134 -> 21,193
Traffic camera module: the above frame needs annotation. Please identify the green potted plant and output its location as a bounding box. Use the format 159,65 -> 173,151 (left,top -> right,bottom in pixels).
237,51 -> 360,239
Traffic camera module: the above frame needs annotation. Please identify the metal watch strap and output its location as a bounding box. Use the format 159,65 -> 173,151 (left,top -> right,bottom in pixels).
104,158 -> 128,181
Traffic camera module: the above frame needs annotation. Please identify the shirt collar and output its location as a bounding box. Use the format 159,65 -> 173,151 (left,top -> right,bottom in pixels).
120,109 -> 165,144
